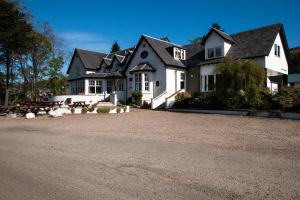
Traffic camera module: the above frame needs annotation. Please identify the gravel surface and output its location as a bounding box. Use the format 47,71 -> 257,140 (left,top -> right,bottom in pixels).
0,109 -> 299,200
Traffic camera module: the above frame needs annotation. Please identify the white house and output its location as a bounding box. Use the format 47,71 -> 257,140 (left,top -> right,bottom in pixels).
65,23 -> 290,109
186,23 -> 289,94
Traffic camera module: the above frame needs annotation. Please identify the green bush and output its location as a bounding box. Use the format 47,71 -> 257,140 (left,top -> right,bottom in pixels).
173,92 -> 192,108
190,93 -> 223,109
116,107 -> 121,113
97,107 -> 110,114
271,86 -> 300,112
70,107 -> 75,114
88,107 -> 95,113
215,58 -> 266,109
132,91 -> 143,105
81,107 -> 88,114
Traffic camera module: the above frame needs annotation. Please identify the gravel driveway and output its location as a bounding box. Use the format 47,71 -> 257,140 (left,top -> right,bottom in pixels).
0,110 -> 299,200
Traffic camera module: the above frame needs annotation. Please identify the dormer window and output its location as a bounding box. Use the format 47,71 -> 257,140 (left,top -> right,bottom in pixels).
207,46 -> 222,59
174,47 -> 186,60
274,44 -> 280,57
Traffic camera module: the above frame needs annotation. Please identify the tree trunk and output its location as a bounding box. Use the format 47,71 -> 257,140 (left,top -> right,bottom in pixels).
33,56 -> 38,101
4,54 -> 10,107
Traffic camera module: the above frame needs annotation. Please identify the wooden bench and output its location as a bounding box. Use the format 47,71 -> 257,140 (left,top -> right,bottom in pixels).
69,101 -> 90,108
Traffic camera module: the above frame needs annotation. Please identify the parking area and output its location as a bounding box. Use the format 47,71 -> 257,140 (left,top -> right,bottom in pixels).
0,110 -> 299,200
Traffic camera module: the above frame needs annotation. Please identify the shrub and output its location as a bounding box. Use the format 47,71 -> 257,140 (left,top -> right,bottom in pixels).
271,86 -> 300,112
81,107 -> 88,114
116,107 -> 121,113
97,107 -> 110,114
173,92 -> 192,108
70,107 -> 75,114
141,101 -> 150,109
215,57 -> 266,109
132,91 -> 143,105
88,107 -> 95,113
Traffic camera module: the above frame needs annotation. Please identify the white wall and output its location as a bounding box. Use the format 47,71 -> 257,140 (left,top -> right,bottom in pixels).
265,33 -> 288,75
205,32 -> 231,59
166,68 -> 185,94
200,64 -> 215,75
125,38 -> 166,102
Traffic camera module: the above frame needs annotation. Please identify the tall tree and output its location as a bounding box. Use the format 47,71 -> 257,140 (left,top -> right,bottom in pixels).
290,47 -> 300,74
28,23 -> 53,100
48,52 -> 66,95
189,23 -> 225,44
110,41 -> 120,53
0,0 -> 33,106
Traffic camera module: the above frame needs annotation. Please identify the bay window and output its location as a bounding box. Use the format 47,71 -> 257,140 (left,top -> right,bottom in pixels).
144,73 -> 149,91
89,79 -> 102,94
135,73 -> 142,91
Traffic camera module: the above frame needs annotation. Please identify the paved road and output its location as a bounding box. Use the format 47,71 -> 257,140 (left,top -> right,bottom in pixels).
0,111 -> 299,200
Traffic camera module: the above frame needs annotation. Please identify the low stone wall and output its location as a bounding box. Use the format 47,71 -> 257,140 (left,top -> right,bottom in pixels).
169,109 -> 300,120
45,95 -> 109,106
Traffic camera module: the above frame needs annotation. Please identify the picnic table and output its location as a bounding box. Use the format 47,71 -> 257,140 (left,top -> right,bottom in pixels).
41,101 -> 64,108
69,101 -> 90,108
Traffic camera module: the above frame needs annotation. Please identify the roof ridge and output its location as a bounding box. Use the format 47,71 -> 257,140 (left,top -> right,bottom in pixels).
142,34 -> 182,47
76,48 -> 107,55
230,23 -> 282,36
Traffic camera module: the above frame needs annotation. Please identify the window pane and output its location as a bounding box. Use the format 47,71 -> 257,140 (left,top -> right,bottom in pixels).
278,46 -> 280,57
208,48 -> 214,58
89,86 -> 95,94
208,75 -> 214,91
215,47 -> 222,57
96,86 -> 102,94
144,73 -> 149,91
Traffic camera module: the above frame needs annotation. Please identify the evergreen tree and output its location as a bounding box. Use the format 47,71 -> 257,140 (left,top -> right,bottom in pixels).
0,0 -> 33,106
110,41 -> 120,53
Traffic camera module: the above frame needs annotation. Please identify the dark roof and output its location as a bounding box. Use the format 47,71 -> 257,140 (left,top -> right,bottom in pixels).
67,49 -> 107,74
185,23 -> 289,67
76,49 -> 107,70
68,72 -> 122,81
202,28 -> 235,45
142,35 -> 186,68
130,63 -> 156,73
183,43 -> 205,67
227,23 -> 284,59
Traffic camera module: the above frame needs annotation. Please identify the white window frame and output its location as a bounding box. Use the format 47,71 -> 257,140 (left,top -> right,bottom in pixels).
134,73 -> 142,91
200,75 -> 216,92
144,73 -> 149,91
174,47 -> 186,60
180,72 -> 185,89
88,79 -> 102,94
207,46 -> 223,59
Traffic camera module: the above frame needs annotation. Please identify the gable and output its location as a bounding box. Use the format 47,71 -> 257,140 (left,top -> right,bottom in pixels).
265,33 -> 289,74
67,53 -> 86,79
125,38 -> 165,75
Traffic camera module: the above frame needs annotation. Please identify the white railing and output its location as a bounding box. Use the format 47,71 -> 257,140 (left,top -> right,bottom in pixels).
151,91 -> 168,109
165,89 -> 185,108
151,89 -> 186,109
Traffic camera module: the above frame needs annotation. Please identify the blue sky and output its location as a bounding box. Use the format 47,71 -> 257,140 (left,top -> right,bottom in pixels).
25,0 -> 299,70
